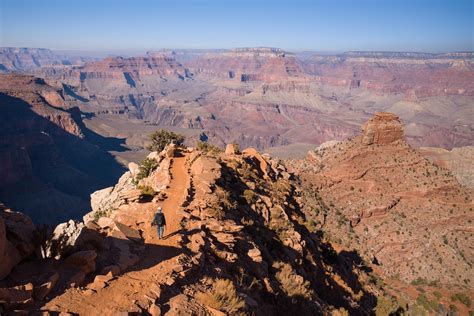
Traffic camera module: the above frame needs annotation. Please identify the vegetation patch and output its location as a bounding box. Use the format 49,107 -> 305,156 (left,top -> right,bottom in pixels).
274,262 -> 313,300
451,292 -> 472,307
147,129 -> 184,152
138,185 -> 156,201
134,157 -> 159,183
196,279 -> 245,313
197,141 -> 222,154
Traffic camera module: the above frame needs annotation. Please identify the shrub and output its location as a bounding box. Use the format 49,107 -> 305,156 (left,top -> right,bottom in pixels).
451,293 -> 472,307
93,209 -> 110,222
196,279 -> 245,313
433,291 -> 442,300
417,293 -> 438,311
242,189 -> 256,204
411,277 -> 428,286
197,141 -> 222,154
135,158 -> 159,183
274,262 -> 313,299
138,185 -> 156,200
147,129 -> 184,152
375,296 -> 400,316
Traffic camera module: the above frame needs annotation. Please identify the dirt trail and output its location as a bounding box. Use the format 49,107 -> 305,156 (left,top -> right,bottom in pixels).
43,155 -> 190,314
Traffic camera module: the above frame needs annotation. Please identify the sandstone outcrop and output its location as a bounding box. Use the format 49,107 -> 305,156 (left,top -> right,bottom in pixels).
361,112 -> 404,145
289,112 -> 474,290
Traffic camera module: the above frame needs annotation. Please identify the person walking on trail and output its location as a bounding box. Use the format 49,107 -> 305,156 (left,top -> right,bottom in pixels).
152,207 -> 166,239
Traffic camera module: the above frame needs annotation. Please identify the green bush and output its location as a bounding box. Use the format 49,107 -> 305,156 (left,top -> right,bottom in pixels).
147,129 -> 184,152
135,158 -> 159,183
451,292 -> 472,307
139,185 -> 156,199
94,209 -> 112,222
375,296 -> 400,316
411,277 -> 428,286
197,141 -> 222,154
417,293 -> 439,311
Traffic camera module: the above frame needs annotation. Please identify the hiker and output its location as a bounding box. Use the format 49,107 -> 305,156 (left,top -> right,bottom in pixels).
152,207 -> 167,239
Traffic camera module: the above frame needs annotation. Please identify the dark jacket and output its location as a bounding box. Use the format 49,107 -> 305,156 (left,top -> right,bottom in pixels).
153,212 -> 166,226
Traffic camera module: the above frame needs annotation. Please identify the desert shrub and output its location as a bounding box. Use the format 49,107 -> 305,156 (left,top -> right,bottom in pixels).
138,185 -> 156,200
242,189 -> 256,204
197,141 -> 222,154
93,209 -> 110,222
369,274 -> 385,288
196,279 -> 245,313
451,292 -> 472,307
147,129 -> 184,152
375,296 -> 400,316
433,291 -> 442,300
216,187 -> 237,212
417,293 -> 439,311
303,219 -> 318,233
274,262 -> 312,300
135,158 -> 159,183
411,277 -> 428,286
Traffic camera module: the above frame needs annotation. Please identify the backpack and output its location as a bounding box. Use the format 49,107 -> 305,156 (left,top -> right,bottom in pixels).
153,212 -> 165,226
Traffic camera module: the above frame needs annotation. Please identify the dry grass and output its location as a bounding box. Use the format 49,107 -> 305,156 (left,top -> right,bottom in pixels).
196,279 -> 246,313
274,262 -> 312,299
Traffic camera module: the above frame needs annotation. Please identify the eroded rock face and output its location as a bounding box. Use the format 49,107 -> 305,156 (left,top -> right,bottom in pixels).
0,204 -> 36,280
45,220 -> 103,259
361,112 -> 404,145
290,112 -> 474,288
0,73 -> 124,225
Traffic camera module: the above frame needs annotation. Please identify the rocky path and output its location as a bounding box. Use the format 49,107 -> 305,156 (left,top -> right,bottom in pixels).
43,155 -> 190,315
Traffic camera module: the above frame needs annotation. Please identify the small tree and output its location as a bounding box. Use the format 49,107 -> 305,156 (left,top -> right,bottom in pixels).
147,129 -> 184,152
135,158 -> 159,183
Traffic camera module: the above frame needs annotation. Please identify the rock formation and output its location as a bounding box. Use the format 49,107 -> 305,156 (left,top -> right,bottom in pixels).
0,47 -> 85,73
14,47 -> 471,151
288,112 -> 473,296
361,112 -> 404,145
0,203 -> 36,280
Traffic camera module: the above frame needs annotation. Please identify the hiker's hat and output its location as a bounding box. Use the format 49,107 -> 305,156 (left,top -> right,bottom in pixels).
158,207 -> 162,211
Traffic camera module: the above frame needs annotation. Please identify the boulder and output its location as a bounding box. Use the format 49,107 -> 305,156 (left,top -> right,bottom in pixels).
166,143 -> 177,158
0,208 -> 36,280
97,217 -> 115,229
86,171 -> 135,221
46,221 -> 103,259
242,148 -> 274,179
0,283 -> 34,307
147,151 -> 163,161
64,250 -> 97,274
139,158 -> 171,192
248,248 -> 263,263
128,162 -> 139,177
100,265 -> 121,277
190,156 -> 222,195
33,272 -> 59,301
225,143 -> 238,155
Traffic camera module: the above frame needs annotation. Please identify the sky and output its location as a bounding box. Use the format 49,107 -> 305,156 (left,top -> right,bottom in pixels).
0,0 -> 472,53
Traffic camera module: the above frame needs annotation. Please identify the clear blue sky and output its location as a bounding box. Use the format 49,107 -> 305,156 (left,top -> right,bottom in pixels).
0,0 -> 472,52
